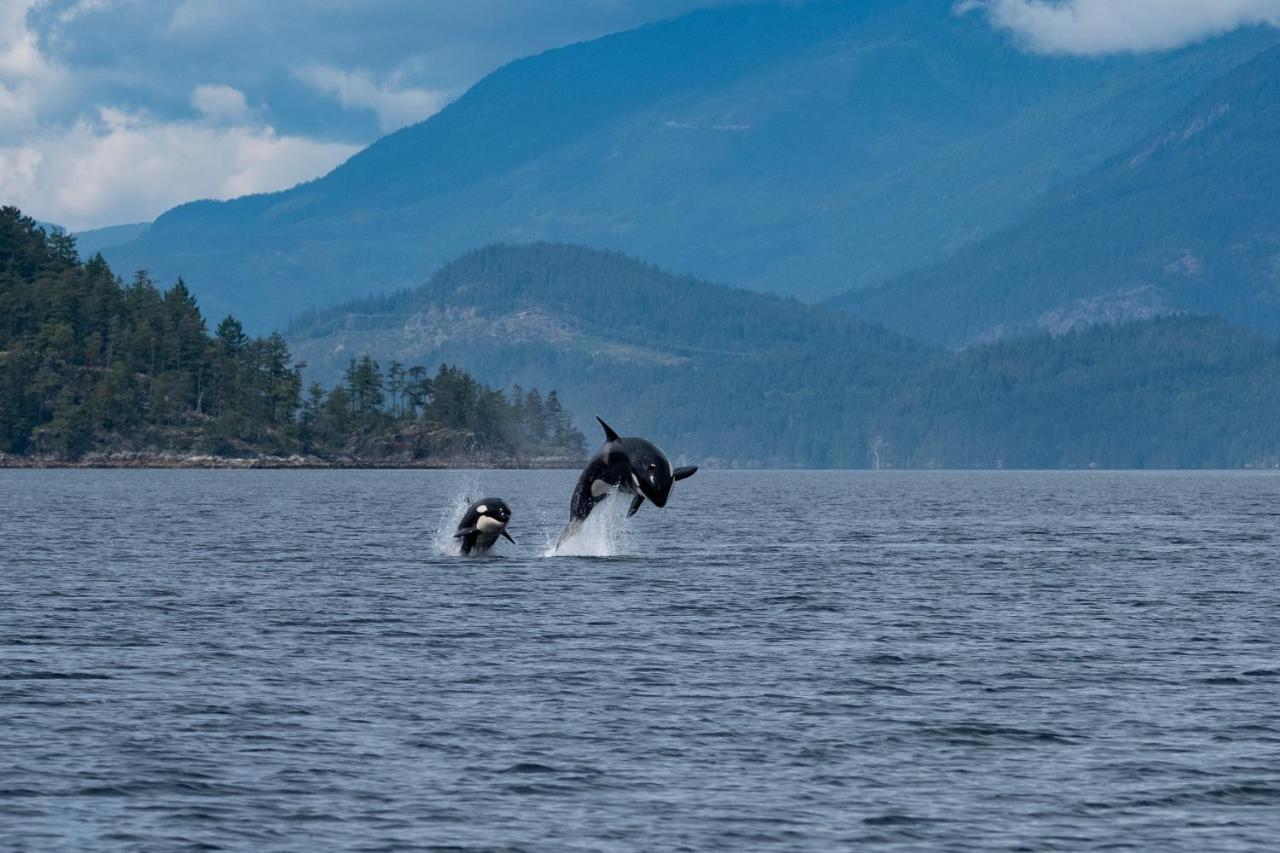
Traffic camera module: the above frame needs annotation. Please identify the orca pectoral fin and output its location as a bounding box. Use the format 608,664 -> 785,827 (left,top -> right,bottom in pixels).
673,465 -> 698,481
454,526 -> 477,538
596,416 -> 620,443
501,530 -> 515,544
627,494 -> 645,517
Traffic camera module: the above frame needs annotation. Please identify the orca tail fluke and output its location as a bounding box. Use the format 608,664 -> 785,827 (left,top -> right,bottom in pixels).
596,416 -> 620,443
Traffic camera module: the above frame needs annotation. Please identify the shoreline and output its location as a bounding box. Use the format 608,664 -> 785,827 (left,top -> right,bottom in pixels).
0,452 -> 585,470
5,454 -> 1278,472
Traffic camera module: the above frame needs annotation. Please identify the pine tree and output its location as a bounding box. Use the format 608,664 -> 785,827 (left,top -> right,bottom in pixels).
387,360 -> 405,418
405,365 -> 429,417
0,206 -> 598,463
524,389 -> 547,441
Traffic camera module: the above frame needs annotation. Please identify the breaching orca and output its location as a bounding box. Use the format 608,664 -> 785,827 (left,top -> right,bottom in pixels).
455,498 -> 515,555
557,417 -> 697,545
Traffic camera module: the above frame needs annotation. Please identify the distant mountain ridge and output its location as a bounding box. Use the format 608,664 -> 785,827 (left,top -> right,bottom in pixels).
835,43 -> 1280,346
101,0 -> 1280,330
289,242 -> 1280,468
74,222 -> 151,258
288,242 -> 926,466
34,221 -> 152,258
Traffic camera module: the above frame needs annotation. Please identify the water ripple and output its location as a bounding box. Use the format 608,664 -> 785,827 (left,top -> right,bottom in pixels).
2,469 -> 1280,850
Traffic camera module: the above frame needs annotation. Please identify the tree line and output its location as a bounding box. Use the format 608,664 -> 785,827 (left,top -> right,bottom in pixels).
0,207 -> 585,461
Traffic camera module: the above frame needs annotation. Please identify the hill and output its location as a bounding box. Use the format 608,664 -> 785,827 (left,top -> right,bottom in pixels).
34,221 -> 153,261
0,208 -> 583,465
836,43 -> 1280,346
75,222 -> 152,258
101,0 -> 1279,330
289,242 -> 1280,468
287,242 -> 927,466
872,317 -> 1280,468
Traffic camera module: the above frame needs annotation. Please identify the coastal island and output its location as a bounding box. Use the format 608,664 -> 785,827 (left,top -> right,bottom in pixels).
0,208 -> 586,468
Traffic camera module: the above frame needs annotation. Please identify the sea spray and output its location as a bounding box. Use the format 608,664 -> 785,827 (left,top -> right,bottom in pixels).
544,492 -> 635,558
431,474 -> 481,556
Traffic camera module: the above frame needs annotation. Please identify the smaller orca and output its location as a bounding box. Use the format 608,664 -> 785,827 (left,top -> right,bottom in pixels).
455,498 -> 514,555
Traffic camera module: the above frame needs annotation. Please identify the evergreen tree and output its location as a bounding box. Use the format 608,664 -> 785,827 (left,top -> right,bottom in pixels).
387,361 -> 405,418
523,389 -> 547,441
0,206 -> 593,464
405,365 -> 430,417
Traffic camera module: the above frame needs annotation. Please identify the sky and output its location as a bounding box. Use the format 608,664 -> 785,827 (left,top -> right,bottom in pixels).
2,0 -> 1278,231
967,0 -> 1280,55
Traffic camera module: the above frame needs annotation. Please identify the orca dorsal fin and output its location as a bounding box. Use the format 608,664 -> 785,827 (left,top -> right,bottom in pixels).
596,416 -> 620,443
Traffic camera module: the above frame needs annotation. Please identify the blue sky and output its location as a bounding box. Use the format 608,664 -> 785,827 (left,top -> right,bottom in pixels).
3,0 -> 1278,230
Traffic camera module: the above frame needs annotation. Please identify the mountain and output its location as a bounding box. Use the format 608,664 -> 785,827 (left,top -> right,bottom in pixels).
0,208 -> 582,465
102,0 -> 1280,331
287,242 -> 928,466
75,222 -> 151,258
835,43 -> 1280,347
33,221 -> 152,259
872,317 -> 1280,469
288,242 -> 1280,468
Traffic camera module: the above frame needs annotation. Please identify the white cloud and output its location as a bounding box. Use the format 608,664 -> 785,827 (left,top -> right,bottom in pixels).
0,2 -> 356,229
0,0 -> 69,142
960,0 -> 1280,55
297,65 -> 451,132
0,107 -> 358,230
165,0 -> 253,37
190,83 -> 250,123
56,0 -> 120,25
6,0 -> 718,229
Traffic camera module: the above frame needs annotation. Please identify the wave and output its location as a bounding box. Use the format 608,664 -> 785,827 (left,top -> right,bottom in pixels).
544,493 -> 634,558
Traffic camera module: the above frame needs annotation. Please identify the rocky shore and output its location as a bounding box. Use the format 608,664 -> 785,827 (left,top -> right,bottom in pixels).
0,451 -> 583,470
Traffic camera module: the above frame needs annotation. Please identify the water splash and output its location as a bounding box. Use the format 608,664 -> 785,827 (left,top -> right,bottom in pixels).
544,493 -> 635,558
430,475 -> 480,557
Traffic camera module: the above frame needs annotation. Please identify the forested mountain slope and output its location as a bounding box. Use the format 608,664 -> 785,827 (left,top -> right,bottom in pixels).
290,243 -> 1280,468
102,1 -> 1279,330
838,44 -> 1280,347
288,242 -> 926,466
0,209 -> 582,464
872,317 -> 1280,468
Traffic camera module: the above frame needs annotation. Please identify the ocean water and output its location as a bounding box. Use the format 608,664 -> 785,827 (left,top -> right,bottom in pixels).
2,469 -> 1279,851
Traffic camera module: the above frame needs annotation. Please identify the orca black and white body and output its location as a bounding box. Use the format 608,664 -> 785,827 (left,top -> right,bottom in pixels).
557,417 -> 697,546
455,498 -> 514,555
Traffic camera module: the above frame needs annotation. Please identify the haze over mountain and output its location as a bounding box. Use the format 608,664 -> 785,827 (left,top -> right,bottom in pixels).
287,242 -> 927,466
73,223 -> 152,259
34,221 -> 153,260
288,242 -> 1280,468
836,42 -> 1280,347
101,0 -> 1280,331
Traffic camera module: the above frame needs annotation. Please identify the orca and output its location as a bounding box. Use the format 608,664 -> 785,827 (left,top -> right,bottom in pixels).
455,498 -> 514,555
557,417 -> 697,545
